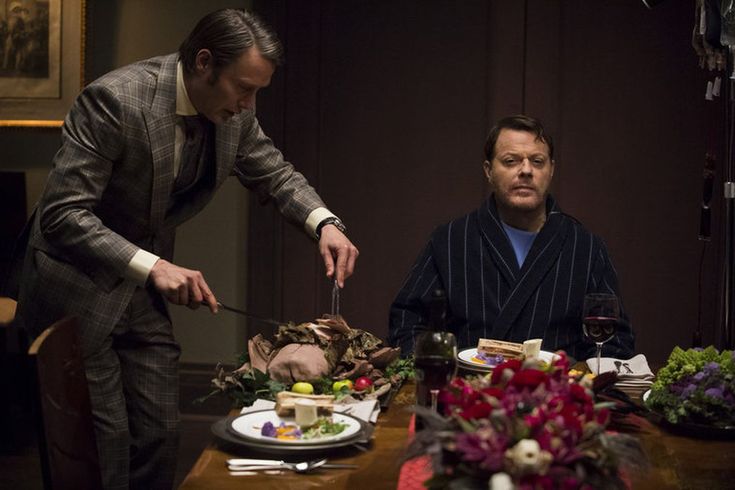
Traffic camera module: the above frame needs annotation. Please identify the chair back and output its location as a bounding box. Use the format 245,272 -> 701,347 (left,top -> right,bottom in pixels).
28,316 -> 102,490
0,297 -> 16,325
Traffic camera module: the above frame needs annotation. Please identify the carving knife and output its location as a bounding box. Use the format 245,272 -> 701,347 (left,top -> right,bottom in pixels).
202,301 -> 283,328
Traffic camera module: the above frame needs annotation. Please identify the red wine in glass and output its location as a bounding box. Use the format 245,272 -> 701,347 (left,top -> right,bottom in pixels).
415,355 -> 457,410
582,316 -> 617,343
414,331 -> 457,420
582,293 -> 620,375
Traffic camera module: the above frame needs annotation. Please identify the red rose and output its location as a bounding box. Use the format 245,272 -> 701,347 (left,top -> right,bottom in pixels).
552,350 -> 570,372
460,402 -> 494,420
569,383 -> 590,403
509,369 -> 549,390
480,387 -> 505,400
491,359 -> 522,384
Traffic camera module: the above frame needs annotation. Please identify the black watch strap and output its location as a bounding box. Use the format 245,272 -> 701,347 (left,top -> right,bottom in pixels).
316,217 -> 346,239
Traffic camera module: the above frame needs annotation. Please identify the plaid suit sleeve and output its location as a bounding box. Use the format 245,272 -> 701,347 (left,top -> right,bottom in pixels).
232,115 -> 326,227
36,83 -> 139,291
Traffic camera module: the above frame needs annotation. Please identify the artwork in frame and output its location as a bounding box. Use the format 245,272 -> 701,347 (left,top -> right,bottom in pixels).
0,0 -> 86,128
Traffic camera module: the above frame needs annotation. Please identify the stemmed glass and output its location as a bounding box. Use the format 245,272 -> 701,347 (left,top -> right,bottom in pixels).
414,331 -> 458,413
582,293 -> 620,375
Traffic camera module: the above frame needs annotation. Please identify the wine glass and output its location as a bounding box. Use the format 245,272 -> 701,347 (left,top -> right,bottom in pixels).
414,331 -> 457,414
582,293 -> 620,375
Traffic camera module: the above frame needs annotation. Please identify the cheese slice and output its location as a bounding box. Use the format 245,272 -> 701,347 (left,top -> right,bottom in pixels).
522,338 -> 542,358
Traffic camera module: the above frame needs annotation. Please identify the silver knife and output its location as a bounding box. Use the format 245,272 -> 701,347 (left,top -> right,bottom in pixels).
204,301 -> 283,327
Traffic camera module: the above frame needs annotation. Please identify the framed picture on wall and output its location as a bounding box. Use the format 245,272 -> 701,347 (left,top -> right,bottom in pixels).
0,0 -> 87,128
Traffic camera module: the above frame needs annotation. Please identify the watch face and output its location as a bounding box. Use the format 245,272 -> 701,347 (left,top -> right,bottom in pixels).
317,218 -> 345,238
332,219 -> 345,232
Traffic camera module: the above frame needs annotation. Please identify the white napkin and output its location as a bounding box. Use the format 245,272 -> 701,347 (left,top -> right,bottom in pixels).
586,354 -> 654,379
336,399 -> 380,424
240,399 -> 277,414
240,398 -> 380,424
586,354 -> 654,397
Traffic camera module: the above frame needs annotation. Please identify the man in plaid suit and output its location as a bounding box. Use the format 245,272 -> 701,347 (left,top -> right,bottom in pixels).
16,9 -> 358,489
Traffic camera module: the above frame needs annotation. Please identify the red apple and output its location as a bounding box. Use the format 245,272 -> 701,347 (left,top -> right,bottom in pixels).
354,376 -> 373,392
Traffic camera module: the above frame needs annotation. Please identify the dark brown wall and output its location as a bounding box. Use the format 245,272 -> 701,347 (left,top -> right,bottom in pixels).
250,0 -> 719,365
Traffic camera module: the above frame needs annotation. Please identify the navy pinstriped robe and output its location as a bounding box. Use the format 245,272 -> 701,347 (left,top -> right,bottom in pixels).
388,196 -> 635,361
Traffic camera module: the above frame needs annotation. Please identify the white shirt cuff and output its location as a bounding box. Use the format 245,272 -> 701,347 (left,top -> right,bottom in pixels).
305,207 -> 336,239
126,249 -> 160,286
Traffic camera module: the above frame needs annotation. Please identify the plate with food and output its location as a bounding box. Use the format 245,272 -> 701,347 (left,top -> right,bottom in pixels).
457,338 -> 554,371
213,416 -> 370,455
228,409 -> 363,446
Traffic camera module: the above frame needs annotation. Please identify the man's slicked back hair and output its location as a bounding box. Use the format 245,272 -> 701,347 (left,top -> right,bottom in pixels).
179,9 -> 283,75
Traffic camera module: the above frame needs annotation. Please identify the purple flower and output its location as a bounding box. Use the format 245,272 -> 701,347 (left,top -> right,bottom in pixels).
704,362 -> 720,374
705,387 -> 724,399
476,351 -> 504,366
261,421 -> 277,437
693,371 -> 706,382
680,383 -> 697,399
454,429 -> 508,472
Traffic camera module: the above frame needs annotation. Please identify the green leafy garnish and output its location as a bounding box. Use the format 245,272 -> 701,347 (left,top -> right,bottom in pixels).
385,355 -> 415,381
302,417 -> 349,439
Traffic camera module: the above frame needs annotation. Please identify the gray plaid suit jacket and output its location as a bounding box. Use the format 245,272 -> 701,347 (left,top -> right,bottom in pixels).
17,53 -> 325,354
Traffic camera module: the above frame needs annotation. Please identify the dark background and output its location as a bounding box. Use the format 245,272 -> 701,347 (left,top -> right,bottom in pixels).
0,0 -> 725,367
247,0 -> 723,366
0,3 -> 726,486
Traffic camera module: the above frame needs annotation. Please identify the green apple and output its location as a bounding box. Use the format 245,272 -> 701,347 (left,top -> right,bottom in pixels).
332,379 -> 354,393
292,382 -> 314,394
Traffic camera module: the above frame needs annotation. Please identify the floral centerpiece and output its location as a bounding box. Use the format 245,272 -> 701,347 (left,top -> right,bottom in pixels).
644,346 -> 735,428
407,353 -> 645,490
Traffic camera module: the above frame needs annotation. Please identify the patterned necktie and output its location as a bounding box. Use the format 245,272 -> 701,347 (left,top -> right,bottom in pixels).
174,115 -> 208,193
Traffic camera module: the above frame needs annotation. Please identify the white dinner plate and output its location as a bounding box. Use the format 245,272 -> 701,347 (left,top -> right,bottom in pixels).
457,348 -> 557,370
229,409 -> 362,445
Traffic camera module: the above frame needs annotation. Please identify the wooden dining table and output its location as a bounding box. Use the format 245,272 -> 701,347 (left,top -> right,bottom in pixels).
179,381 -> 735,490
179,384 -> 417,490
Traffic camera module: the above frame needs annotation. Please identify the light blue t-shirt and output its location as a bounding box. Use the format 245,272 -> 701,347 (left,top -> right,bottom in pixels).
501,222 -> 538,267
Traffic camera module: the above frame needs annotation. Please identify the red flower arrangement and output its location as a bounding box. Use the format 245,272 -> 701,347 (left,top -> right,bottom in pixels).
407,353 -> 645,490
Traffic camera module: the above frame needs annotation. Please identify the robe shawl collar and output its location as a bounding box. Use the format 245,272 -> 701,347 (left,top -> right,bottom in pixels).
477,195 -> 571,339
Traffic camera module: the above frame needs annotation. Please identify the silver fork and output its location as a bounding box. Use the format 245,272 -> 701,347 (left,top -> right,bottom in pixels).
331,279 -> 340,316
227,458 -> 327,473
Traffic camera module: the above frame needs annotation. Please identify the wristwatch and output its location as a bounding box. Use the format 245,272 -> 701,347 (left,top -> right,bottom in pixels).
316,216 -> 347,239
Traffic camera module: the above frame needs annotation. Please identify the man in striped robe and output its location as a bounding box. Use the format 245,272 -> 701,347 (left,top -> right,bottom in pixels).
388,115 -> 634,361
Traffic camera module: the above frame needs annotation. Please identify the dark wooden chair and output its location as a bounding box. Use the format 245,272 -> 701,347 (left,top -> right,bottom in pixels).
0,296 -> 31,452
28,316 -> 103,490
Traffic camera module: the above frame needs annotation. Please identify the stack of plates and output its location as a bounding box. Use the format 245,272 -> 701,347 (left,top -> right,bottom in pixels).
212,409 -> 369,454
456,348 -> 557,374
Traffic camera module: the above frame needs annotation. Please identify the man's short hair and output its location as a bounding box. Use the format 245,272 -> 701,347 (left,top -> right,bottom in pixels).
179,9 -> 283,75
484,115 -> 555,161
